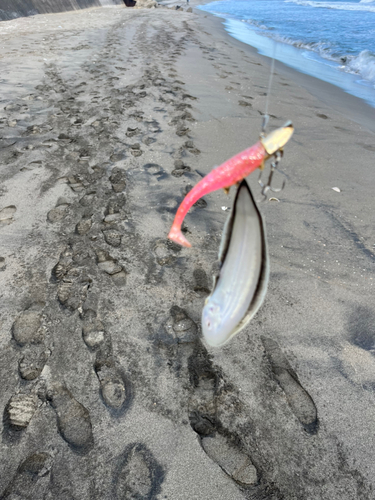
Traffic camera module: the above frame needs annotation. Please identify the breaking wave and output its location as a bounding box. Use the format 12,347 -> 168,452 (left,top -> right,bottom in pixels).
346,50 -> 375,85
240,20 -> 375,87
285,0 -> 375,12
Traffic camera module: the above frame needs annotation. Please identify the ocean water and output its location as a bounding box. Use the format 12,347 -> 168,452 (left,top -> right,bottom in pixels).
199,0 -> 375,107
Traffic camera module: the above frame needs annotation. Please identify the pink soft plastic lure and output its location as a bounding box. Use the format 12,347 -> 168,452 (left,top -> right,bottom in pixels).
168,121 -> 294,247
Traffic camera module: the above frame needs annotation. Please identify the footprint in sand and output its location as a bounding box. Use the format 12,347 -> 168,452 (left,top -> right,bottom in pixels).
12,306 -> 44,346
130,143 -> 143,157
176,125 -> 190,137
179,140 -> 200,156
165,306 -> 198,346
238,100 -> 252,108
54,257 -> 91,312
153,239 -> 181,267
94,347 -> 131,416
0,205 -> 16,225
261,337 -> 319,434
143,136 -> 156,146
3,393 -> 40,441
19,346 -> 49,381
126,126 -> 139,138
172,160 -> 191,177
144,163 -> 168,182
102,228 -> 122,248
112,443 -> 164,500
46,382 -> 94,455
110,151 -> 127,163
20,160 -> 43,172
68,244 -> 130,415
339,305 -> 375,390
82,309 -> 106,350
67,176 -> 85,193
164,311 -> 254,488
110,167 -> 127,193
193,268 -> 210,296
201,434 -> 258,487
187,343 -> 258,487
96,248 -> 127,286
170,111 -> 195,125
76,214 -> 93,235
47,197 -> 70,223
7,303 -> 49,444
0,452 -> 52,499
104,194 -> 126,221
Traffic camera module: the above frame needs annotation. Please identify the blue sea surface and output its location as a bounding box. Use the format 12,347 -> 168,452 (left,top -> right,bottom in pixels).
199,0 -> 375,107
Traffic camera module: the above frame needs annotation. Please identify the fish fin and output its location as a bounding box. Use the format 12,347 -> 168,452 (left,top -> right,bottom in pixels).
223,187 -> 230,195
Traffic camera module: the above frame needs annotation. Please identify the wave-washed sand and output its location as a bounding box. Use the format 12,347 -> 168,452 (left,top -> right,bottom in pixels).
0,3 -> 374,499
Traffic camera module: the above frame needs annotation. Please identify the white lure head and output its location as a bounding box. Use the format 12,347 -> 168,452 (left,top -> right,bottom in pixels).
261,120 -> 294,157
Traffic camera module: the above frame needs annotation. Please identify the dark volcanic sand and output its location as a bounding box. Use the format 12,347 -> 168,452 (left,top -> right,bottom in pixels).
0,4 -> 374,500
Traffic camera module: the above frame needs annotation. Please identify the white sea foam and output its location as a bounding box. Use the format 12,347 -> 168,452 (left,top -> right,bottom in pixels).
242,21 -> 335,57
285,0 -> 375,12
346,50 -> 375,85
274,36 -> 375,86
242,21 -> 375,87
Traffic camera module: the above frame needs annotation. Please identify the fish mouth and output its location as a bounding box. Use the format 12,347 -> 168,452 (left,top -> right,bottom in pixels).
261,120 -> 294,157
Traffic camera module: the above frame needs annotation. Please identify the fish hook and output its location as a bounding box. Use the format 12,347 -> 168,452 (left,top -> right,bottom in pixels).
258,151 -> 286,201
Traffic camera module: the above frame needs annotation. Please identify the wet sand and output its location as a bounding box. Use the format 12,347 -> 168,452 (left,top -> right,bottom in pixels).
0,3 -> 374,499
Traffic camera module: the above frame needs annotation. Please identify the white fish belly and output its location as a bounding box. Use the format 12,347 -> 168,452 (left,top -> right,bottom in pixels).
202,182 -> 264,347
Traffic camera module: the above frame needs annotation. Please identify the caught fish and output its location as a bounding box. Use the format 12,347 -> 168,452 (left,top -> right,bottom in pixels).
202,180 -> 269,347
168,121 -> 293,247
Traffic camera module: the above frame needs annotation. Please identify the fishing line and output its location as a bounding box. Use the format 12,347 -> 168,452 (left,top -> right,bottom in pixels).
261,43 -> 277,136
258,43 -> 288,201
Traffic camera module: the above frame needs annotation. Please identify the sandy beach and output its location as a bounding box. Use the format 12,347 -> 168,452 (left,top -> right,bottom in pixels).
0,3 -> 374,499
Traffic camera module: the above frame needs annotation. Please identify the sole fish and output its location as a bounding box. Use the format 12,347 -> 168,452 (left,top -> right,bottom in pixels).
202,180 -> 269,347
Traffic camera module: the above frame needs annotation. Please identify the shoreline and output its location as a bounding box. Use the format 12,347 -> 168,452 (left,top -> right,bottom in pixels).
181,0 -> 375,133
201,10 -> 375,109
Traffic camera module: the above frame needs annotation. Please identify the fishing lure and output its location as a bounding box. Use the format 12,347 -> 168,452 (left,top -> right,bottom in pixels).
168,121 -> 293,247
202,180 -> 268,347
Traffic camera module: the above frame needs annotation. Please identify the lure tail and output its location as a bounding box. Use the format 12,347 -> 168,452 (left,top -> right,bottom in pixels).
168,221 -> 192,248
